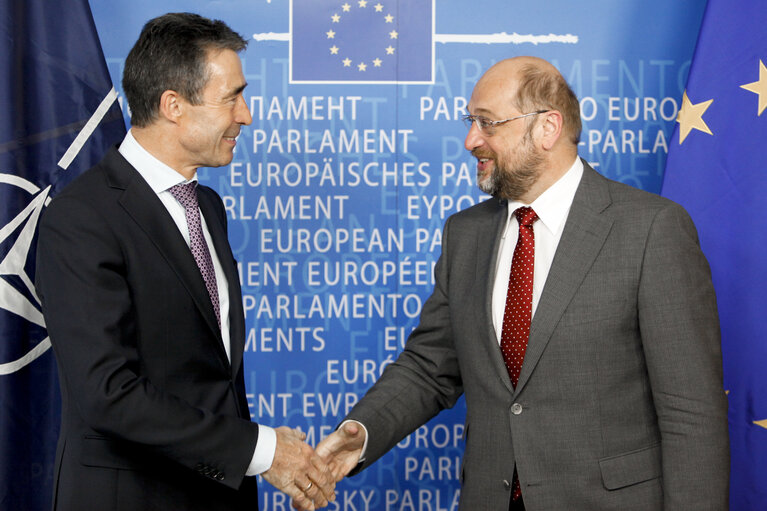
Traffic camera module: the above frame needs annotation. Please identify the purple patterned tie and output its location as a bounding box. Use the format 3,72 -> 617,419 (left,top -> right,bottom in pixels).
169,182 -> 220,328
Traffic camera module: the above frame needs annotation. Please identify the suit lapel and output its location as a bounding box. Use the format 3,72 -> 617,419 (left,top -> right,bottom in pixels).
475,199 -> 517,393
104,150 -> 228,366
514,162 -> 613,395
197,188 -> 245,374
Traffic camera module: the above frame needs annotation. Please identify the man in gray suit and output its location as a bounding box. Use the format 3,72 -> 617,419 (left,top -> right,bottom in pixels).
316,56 -> 730,510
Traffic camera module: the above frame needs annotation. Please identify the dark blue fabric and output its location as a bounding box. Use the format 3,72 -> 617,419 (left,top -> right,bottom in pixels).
662,1 -> 767,508
0,0 -> 125,508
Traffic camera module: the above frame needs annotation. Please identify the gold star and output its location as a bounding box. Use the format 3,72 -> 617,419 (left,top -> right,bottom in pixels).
385,14 -> 394,23
385,45 -> 395,55
373,58 -> 382,67
676,90 -> 713,144
342,3 -> 351,11
740,59 -> 767,116
342,58 -> 352,67
755,419 -> 767,430
374,3 -> 384,11
389,30 -> 398,39
358,62 -> 367,71
358,0 -> 367,6
326,30 -> 336,39
331,13 -> 340,23
330,46 -> 339,55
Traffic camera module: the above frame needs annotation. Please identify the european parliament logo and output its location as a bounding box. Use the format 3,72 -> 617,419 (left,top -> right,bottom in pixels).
290,0 -> 434,83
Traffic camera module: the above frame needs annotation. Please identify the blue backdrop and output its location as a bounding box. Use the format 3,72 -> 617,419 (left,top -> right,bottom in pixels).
87,1 -> 707,509
10,0 -> 751,509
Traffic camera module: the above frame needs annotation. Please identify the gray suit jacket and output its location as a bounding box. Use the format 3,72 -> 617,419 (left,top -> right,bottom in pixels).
346,162 -> 729,510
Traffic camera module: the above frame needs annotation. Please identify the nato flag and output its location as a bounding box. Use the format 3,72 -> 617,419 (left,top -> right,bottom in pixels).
661,0 -> 767,508
0,0 -> 125,509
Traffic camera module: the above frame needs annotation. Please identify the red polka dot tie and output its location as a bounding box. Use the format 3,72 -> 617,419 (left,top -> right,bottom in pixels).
500,207 -> 537,504
169,182 -> 221,329
500,206 -> 538,387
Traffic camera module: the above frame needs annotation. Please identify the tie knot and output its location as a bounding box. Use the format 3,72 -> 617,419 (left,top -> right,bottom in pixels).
169,182 -> 199,211
515,207 -> 538,227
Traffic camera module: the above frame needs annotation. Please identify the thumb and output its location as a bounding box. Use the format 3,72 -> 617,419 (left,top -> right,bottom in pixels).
340,421 -> 360,437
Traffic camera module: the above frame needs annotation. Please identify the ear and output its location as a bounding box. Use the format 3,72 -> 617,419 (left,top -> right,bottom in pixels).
158,90 -> 183,124
538,110 -> 564,151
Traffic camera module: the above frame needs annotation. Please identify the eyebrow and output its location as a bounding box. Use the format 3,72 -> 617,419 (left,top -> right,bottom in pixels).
468,107 -> 495,117
466,107 -> 495,117
227,83 -> 248,98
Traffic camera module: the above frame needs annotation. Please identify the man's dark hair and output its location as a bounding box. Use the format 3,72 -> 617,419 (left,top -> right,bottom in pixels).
122,12 -> 247,127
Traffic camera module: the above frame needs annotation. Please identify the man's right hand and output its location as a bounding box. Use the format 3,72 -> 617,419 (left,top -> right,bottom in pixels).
315,421 -> 366,482
261,427 -> 335,510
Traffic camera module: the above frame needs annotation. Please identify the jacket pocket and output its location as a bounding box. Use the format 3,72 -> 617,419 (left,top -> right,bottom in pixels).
599,443 -> 661,490
80,435 -> 150,471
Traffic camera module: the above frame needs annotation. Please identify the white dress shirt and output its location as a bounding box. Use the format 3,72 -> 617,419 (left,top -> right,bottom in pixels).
118,131 -> 276,475
492,156 -> 583,343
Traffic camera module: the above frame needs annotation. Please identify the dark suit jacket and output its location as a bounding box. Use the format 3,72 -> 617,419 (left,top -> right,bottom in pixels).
35,147 -> 260,511
346,162 -> 730,510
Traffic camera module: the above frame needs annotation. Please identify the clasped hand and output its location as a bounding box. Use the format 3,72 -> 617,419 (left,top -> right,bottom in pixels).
261,427 -> 335,510
262,422 -> 366,511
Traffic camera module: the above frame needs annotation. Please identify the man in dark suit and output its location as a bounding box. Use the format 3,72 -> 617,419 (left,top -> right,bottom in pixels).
35,13 -> 333,511
317,57 -> 730,510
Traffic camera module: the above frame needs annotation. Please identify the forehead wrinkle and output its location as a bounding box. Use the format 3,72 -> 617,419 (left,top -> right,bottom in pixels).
468,106 -> 497,117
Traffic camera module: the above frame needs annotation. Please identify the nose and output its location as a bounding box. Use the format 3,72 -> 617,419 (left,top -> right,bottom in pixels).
464,121 -> 484,151
235,94 -> 252,126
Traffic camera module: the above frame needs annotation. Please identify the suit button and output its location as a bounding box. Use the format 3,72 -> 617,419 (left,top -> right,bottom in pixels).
511,403 -> 523,415
216,472 -> 225,481
503,479 -> 511,490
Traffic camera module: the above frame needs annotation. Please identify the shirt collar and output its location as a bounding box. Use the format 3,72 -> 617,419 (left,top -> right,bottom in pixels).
506,156 -> 583,237
118,129 -> 197,193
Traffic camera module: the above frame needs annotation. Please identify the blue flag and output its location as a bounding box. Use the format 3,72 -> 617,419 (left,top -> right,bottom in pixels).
661,1 -> 767,508
290,0 -> 434,83
0,0 -> 125,508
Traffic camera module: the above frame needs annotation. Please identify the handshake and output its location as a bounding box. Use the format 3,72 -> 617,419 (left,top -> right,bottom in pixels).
261,421 -> 366,510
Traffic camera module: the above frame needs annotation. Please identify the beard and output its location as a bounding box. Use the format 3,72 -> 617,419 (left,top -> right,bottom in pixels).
475,130 -> 545,200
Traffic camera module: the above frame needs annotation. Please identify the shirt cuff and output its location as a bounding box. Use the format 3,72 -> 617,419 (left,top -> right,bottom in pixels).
340,419 -> 369,463
245,424 -> 277,476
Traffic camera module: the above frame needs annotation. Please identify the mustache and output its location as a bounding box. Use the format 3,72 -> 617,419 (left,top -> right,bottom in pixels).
471,149 -> 495,159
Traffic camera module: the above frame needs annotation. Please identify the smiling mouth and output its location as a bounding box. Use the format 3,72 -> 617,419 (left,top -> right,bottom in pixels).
476,157 -> 493,173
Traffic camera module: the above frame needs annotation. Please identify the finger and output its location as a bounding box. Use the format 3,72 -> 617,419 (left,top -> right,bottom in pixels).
306,458 -> 336,503
301,465 -> 334,506
283,485 -> 315,511
302,480 -> 330,508
340,421 -> 359,436
293,478 -> 326,509
291,499 -> 312,511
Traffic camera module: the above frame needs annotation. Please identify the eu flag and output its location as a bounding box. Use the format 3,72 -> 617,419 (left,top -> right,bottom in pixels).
290,0 -> 434,83
661,1 -> 767,508
0,0 -> 125,508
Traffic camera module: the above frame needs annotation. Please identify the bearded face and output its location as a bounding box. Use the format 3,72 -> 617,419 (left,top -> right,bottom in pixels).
474,126 -> 545,200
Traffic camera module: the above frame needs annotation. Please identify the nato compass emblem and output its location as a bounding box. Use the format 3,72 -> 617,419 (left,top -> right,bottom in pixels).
0,173 -> 52,375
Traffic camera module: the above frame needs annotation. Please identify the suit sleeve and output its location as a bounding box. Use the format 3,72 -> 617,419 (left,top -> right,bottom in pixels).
35,195 -> 258,490
637,202 -> 729,509
345,215 -> 464,469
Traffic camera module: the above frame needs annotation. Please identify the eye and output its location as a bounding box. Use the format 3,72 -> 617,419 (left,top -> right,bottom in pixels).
477,117 -> 493,129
